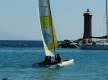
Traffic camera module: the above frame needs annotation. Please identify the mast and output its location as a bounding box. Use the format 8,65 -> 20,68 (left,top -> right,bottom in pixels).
48,0 -> 56,57
106,0 -> 108,42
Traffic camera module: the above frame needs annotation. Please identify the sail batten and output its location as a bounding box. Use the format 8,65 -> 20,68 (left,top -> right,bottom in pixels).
38,0 -> 58,57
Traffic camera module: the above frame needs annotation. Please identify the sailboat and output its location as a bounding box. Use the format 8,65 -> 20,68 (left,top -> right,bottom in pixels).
32,0 -> 74,67
80,0 -> 108,50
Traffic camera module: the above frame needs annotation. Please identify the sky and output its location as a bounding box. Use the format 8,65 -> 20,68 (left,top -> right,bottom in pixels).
0,0 -> 106,40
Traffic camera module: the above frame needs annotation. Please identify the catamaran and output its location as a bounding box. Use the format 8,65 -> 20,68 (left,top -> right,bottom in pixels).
80,0 -> 108,50
32,0 -> 74,67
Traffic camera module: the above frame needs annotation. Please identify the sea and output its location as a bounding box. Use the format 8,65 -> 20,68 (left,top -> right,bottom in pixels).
0,40 -> 108,80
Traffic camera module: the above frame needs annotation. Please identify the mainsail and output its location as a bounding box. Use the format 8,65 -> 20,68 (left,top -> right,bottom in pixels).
38,0 -> 58,57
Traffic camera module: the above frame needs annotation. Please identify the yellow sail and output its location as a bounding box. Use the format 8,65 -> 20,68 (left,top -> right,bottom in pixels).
38,0 -> 58,57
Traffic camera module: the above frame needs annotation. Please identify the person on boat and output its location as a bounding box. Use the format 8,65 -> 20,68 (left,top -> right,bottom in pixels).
44,56 -> 49,63
55,54 -> 62,63
48,56 -> 52,62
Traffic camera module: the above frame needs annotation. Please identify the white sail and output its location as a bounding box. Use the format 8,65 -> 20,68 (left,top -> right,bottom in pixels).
38,0 -> 58,57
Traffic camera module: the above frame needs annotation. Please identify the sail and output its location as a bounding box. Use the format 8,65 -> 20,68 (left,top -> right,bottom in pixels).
38,0 -> 58,57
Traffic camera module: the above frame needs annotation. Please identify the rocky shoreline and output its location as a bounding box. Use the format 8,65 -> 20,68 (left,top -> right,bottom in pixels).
58,39 -> 83,48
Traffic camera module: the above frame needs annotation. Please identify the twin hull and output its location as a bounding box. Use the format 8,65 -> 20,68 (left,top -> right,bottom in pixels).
33,59 -> 74,67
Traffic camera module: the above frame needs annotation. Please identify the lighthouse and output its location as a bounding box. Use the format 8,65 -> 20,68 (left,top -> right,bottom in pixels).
83,9 -> 92,39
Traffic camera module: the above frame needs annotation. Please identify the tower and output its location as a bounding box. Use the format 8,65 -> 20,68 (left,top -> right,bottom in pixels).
83,9 -> 92,39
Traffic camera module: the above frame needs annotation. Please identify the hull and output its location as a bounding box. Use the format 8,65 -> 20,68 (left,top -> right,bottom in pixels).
80,43 -> 108,50
57,59 -> 74,67
32,59 -> 74,68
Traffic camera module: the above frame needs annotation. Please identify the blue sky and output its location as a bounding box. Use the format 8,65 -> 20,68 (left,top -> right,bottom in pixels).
0,0 -> 106,40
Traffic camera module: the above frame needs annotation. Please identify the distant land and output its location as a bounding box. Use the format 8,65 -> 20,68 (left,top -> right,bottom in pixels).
0,31 -> 31,40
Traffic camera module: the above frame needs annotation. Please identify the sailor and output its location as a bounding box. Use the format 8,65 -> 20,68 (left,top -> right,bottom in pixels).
48,56 -> 52,62
44,56 -> 49,62
55,54 -> 62,63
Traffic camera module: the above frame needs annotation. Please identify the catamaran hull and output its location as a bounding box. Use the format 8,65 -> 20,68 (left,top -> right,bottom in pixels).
32,59 -> 74,68
57,59 -> 74,67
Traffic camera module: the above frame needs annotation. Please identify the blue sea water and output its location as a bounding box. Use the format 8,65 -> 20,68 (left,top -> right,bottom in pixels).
0,47 -> 108,80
